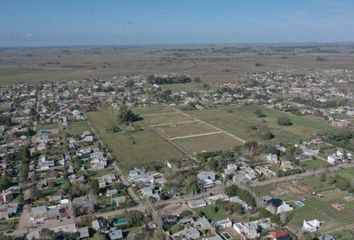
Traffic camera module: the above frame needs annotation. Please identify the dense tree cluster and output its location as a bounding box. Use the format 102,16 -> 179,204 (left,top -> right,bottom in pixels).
325,129 -> 353,151
224,184 -> 256,207
147,74 -> 192,85
117,105 -> 141,125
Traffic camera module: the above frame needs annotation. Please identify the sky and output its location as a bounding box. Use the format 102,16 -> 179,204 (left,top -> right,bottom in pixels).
1,0 -> 354,47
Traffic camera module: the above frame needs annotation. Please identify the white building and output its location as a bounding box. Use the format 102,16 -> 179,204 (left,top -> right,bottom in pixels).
303,219 -> 321,232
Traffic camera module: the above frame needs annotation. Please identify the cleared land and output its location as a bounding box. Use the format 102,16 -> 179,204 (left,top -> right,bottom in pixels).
87,110 -> 184,169
157,121 -> 215,138
143,112 -> 192,126
139,106 -> 244,155
175,132 -> 243,154
188,106 -> 338,144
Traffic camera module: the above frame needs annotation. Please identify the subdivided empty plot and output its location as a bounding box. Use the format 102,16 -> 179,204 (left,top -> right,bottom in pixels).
157,121 -> 216,138
175,132 -> 243,154
143,112 -> 192,126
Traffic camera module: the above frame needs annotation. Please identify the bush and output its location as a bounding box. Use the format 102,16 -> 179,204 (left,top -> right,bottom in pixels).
277,116 -> 293,126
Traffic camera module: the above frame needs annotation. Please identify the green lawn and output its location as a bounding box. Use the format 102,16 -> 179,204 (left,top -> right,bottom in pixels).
63,121 -> 90,136
195,205 -> 228,222
302,159 -> 329,171
162,82 -> 204,91
87,110 -> 184,169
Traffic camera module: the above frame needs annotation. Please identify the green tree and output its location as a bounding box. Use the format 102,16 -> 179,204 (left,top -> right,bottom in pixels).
117,105 -> 140,125
277,116 -> 293,126
39,228 -> 55,240
0,174 -> 12,191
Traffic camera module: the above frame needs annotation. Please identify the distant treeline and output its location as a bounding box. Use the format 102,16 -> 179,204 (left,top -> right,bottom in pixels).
147,74 -> 192,85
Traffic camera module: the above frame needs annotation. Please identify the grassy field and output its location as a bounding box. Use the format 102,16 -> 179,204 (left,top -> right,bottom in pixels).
2,45 -> 354,87
162,82 -> 204,91
188,106 -> 337,144
194,205 -> 228,222
133,105 -> 175,115
302,159 -> 329,171
143,112 -> 192,126
62,121 -> 90,136
0,67 -> 95,85
175,133 -> 243,154
157,121 -> 215,138
87,110 -> 184,169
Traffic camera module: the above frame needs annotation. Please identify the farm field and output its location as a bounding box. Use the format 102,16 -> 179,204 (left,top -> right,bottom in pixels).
2,45 -> 354,87
87,110 -> 184,169
188,106 -> 338,144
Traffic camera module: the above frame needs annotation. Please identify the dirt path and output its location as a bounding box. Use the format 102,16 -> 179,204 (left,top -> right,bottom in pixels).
169,131 -> 223,140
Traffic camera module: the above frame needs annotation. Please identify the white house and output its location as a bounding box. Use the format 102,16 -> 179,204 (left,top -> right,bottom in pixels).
276,202 -> 294,214
198,171 -> 216,188
303,219 -> 321,232
215,218 -> 232,229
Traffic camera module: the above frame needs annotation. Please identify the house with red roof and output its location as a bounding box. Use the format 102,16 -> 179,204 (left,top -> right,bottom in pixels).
268,229 -> 290,240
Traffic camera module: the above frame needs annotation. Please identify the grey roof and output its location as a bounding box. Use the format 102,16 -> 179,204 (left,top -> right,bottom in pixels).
109,229 -> 123,240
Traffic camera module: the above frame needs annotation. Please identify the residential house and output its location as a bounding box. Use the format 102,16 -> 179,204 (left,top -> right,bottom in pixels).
268,229 -> 290,240
197,171 -> 216,188
172,227 -> 201,240
303,219 -> 321,232
109,229 -> 123,240
188,199 -> 207,209
214,218 -> 232,229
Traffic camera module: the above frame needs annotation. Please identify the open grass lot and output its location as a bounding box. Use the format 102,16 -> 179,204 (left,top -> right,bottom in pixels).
175,132 -> 243,154
133,105 -> 175,115
194,205 -> 228,222
157,121 -> 215,138
62,121 -> 90,136
162,82 -> 204,91
143,112 -> 192,126
302,159 -> 329,171
188,106 -> 338,144
0,67 -> 95,86
287,191 -> 354,233
87,110 -> 183,169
